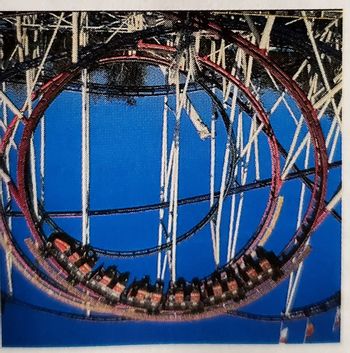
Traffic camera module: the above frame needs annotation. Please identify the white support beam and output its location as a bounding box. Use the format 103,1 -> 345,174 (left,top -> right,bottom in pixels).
72,12 -> 79,63
82,69 -> 90,245
23,23 -> 39,219
265,70 -> 299,125
268,59 -> 308,117
163,154 -> 175,281
81,15 -> 90,246
33,13 -> 64,89
228,111 -> 244,260
0,91 -> 24,119
286,271 -> 295,307
325,116 -> 337,149
215,84 -> 238,267
229,111 -> 256,260
216,39 -> 227,94
171,129 -> 179,283
315,18 -> 340,40
21,12 -> 64,111
105,18 -> 130,44
244,15 -> 261,44
244,35 -> 256,89
329,125 -> 340,163
296,139 -> 311,228
0,167 -> 11,184
285,103 -> 333,177
285,261 -> 305,315
240,122 -> 264,159
313,82 -> 342,110
281,132 -> 309,180
253,117 -> 260,180
5,245 -> 13,295
209,40 -> 216,63
157,93 -> 168,280
210,92 -> 218,264
281,70 -> 319,180
283,116 -> 304,174
184,95 -> 210,140
171,68 -> 191,282
259,15 -> 275,50
226,193 -> 236,262
15,15 -> 24,63
285,118 -> 312,316
302,13 -> 342,128
224,49 -> 242,103
326,189 -> 342,212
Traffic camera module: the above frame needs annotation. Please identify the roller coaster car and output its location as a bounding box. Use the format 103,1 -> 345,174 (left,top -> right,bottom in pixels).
244,253 -> 263,274
66,245 -> 98,278
98,265 -> 119,287
150,280 -> 164,307
127,276 -> 150,304
217,270 -> 235,299
165,279 -> 187,308
190,288 -> 201,305
137,276 -> 151,302
136,288 -> 149,302
86,264 -> 104,285
226,277 -> 239,295
203,278 -> 216,304
80,248 -> 98,275
126,281 -> 139,301
229,263 -> 251,290
212,279 -> 223,298
239,259 -> 259,286
174,278 -> 186,306
111,272 -> 129,299
199,281 -> 209,303
255,247 -> 283,280
174,290 -> 184,305
258,258 -> 273,273
189,279 -> 201,305
46,232 -> 77,255
88,265 -> 119,299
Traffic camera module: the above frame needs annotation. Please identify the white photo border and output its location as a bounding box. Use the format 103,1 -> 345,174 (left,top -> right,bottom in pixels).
0,1 -> 348,353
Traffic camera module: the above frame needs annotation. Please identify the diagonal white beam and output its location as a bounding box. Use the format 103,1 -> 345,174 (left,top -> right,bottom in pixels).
23,21 -> 39,219
184,95 -> 210,139
210,92 -> 218,264
313,82 -> 342,110
214,83 -> 238,267
259,15 -> 275,50
326,189 -> 342,212
0,91 -> 24,119
328,125 -> 340,163
5,242 -> 13,295
228,112 -> 256,261
171,68 -> 191,282
157,92 -> 168,279
302,13 -> 342,128
244,15 -> 261,44
286,126 -> 312,315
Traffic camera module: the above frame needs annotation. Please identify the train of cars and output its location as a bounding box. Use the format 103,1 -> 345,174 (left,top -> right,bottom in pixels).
41,232 -> 282,314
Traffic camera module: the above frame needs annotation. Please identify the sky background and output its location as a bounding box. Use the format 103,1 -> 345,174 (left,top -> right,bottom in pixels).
0,63 -> 341,346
